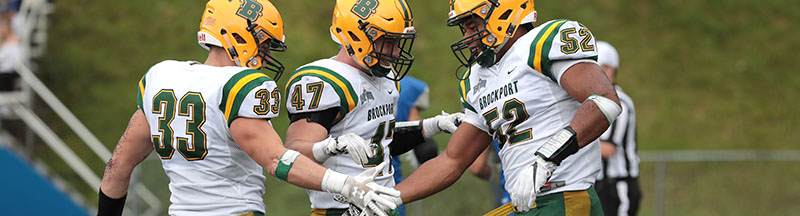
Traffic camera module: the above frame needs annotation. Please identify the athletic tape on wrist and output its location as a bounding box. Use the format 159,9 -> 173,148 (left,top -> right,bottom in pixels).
275,149 -> 301,181
321,169 -> 349,193
586,94 -> 622,124
312,137 -> 334,162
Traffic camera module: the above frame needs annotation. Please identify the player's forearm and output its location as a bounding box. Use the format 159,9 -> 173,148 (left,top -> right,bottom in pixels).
242,136 -> 326,191
570,100 -> 615,147
284,121 -> 330,162
283,138 -> 317,161
395,155 -> 467,203
468,148 -> 491,180
100,171 -> 132,198
100,152 -> 142,198
100,111 -> 152,198
561,62 -> 620,148
262,152 -> 327,191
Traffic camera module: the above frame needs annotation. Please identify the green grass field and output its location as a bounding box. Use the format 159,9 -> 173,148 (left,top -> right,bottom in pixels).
30,0 -> 800,215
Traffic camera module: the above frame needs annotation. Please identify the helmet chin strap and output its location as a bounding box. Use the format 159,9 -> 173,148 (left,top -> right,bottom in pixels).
337,30 -> 375,75
477,2 -> 528,68
221,31 -> 243,67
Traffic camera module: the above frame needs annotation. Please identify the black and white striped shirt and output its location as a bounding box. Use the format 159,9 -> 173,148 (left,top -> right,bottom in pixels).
598,85 -> 639,180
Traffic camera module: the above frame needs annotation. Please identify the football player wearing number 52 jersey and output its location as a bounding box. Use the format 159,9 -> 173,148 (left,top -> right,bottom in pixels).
97,0 -> 401,215
382,0 -> 622,215
283,0 -> 462,215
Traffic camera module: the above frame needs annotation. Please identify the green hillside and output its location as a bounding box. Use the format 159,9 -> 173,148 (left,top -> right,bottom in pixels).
35,0 -> 800,215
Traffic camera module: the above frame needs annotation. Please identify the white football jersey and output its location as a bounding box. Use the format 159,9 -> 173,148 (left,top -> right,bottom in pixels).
285,58 -> 398,209
137,60 -> 281,215
459,19 -> 602,195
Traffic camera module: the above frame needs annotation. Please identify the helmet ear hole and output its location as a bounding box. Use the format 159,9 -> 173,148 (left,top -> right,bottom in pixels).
498,9 -> 512,20
231,33 -> 247,44
348,31 -> 361,42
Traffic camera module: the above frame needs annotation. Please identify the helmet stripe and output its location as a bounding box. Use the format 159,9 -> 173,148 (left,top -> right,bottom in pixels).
398,0 -> 411,27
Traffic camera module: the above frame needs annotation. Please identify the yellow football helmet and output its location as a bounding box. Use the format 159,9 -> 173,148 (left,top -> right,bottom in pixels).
198,0 -> 288,79
330,0 -> 416,81
447,0 -> 536,68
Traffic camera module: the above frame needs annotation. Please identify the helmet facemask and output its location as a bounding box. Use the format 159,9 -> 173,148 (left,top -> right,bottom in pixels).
447,0 -> 535,74
363,25 -> 415,81
244,20 -> 287,80
448,3 -> 498,69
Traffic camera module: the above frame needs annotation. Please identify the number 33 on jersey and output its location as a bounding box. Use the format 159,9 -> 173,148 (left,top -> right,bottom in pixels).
137,60 -> 280,162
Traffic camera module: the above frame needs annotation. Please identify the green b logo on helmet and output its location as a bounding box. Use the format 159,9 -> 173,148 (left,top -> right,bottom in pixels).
237,0 -> 263,21
351,0 -> 379,20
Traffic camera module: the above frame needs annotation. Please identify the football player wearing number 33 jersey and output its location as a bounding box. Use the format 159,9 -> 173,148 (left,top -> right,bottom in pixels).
382,0 -> 623,215
97,0 -> 402,215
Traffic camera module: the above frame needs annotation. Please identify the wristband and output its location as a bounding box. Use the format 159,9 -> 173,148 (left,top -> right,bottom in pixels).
98,188 -> 126,216
534,126 -> 579,165
586,94 -> 621,124
275,149 -> 301,181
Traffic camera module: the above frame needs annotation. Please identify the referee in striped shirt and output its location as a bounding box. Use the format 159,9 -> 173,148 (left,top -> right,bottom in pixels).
595,41 -> 642,216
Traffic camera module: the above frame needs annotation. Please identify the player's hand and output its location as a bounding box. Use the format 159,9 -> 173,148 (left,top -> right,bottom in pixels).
509,156 -> 556,212
313,133 -> 374,163
421,111 -> 465,139
341,162 -> 401,216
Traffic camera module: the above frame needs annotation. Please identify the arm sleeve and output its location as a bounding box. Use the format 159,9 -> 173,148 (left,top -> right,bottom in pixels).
219,69 -> 280,126
389,128 -> 426,157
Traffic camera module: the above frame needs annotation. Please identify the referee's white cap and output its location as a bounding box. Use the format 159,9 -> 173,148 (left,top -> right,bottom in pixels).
596,41 -> 619,69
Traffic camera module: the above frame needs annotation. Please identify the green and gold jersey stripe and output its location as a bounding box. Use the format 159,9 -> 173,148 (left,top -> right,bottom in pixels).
392,70 -> 401,93
137,75 -> 147,110
457,69 -> 476,112
395,80 -> 401,93
220,69 -> 273,125
527,19 -> 568,82
286,66 -> 358,116
310,208 -> 348,216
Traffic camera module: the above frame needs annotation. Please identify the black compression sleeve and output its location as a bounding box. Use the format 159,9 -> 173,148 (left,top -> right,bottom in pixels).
288,107 -> 340,131
97,188 -> 126,216
413,139 -> 439,164
389,128 -> 426,157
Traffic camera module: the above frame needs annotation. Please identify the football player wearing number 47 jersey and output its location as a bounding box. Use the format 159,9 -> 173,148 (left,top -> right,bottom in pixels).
97,1 -> 401,216
381,0 -> 622,215
283,0 -> 462,216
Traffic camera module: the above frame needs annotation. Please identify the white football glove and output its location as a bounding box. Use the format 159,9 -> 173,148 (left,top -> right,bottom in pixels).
509,156 -> 557,212
313,133 -> 375,164
421,111 -> 465,139
321,162 -> 401,216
